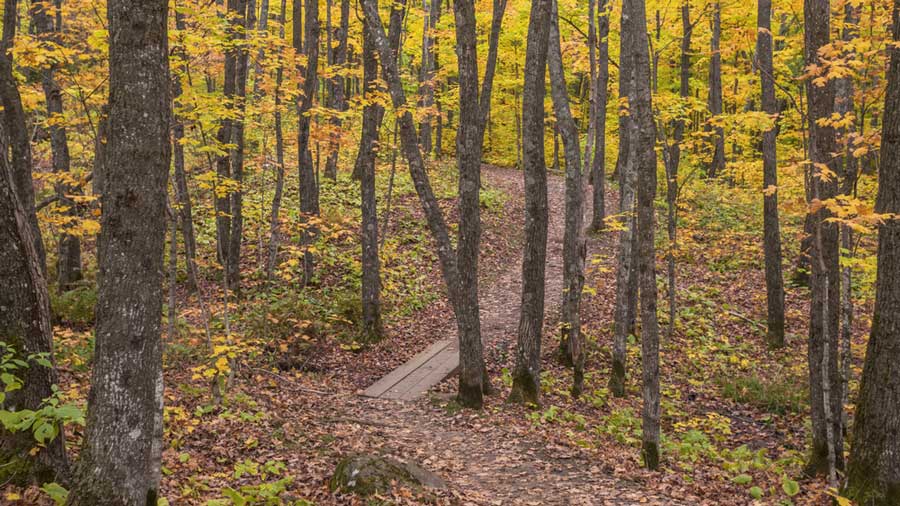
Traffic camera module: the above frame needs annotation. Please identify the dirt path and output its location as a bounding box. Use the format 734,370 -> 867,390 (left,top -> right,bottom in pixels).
328,167 -> 683,505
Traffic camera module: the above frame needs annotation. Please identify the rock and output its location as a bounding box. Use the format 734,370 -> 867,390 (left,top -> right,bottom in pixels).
330,454 -> 446,497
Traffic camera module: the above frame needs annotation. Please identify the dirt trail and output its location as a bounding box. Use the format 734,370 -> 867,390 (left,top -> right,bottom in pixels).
331,167 -> 683,505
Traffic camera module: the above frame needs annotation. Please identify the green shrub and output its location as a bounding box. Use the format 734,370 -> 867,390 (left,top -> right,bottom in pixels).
50,286 -> 96,326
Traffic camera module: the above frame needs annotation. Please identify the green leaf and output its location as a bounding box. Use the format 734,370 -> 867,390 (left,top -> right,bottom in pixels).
782,475 -> 800,497
731,474 -> 753,485
749,486 -> 763,499
40,482 -> 69,505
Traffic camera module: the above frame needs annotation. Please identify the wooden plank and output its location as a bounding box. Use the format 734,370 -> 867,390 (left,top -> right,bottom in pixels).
397,346 -> 460,400
361,338 -> 454,398
380,342 -> 456,400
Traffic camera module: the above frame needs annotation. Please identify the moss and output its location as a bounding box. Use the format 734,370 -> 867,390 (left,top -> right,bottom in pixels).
508,369 -> 540,406
642,440 -> 660,470
609,358 -> 626,398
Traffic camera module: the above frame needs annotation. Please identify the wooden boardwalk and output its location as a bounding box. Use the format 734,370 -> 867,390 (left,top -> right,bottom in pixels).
362,338 -> 459,400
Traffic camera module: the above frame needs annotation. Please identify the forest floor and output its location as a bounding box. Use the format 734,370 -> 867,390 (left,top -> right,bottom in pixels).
12,164 -> 868,505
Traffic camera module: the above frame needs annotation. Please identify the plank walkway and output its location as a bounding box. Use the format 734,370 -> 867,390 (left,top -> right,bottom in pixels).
362,338 -> 459,400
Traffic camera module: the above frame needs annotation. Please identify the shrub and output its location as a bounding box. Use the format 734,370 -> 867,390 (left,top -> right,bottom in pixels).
50,286 -> 96,326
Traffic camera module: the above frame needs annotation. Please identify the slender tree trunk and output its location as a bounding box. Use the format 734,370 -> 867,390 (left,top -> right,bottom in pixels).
837,1 -> 859,432
706,1 -> 725,178
355,23 -> 384,341
844,7 -> 900,502
548,0 -> 586,397
172,11 -> 199,291
295,0 -> 320,285
65,0 -> 170,502
804,0 -> 844,476
266,0 -> 288,281
589,0 -> 609,231
623,0 -> 661,469
0,0 -> 68,483
32,0 -> 81,290
227,0 -> 252,291
663,0 -> 690,338
609,3 -> 637,398
758,0 -> 785,347
325,0 -> 349,179
509,0 -> 552,406
418,0 -> 436,156
215,0 -> 240,267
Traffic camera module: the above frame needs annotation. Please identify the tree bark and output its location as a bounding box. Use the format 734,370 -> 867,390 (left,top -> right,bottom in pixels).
844,7 -> 900,502
547,0 -> 586,397
355,23 -> 384,341
706,1 -> 725,178
227,0 -> 253,291
589,0 -> 609,231
804,0 -> 844,476
609,1 -> 637,398
65,0 -> 170,502
758,0 -> 785,347
325,0 -> 349,179
266,0 -> 288,281
296,0 -> 320,285
509,0 -> 552,406
172,9 -> 199,291
0,0 -> 45,271
32,0 -> 81,290
623,0 -> 661,469
0,0 -> 69,484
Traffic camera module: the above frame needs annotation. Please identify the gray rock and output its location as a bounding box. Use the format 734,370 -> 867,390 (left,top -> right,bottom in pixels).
330,454 -> 446,497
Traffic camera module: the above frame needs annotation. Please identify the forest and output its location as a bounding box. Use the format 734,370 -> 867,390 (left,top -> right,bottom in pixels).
0,0 -> 899,503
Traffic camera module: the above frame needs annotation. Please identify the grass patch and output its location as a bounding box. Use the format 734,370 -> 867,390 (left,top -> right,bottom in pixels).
717,373 -> 807,414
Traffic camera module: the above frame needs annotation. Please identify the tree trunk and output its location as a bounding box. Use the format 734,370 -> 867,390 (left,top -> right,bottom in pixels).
589,0 -> 609,231
609,2 -> 637,398
548,0 -> 586,397
227,0 -> 253,291
325,0 -> 349,179
758,0 -> 785,347
418,0 -> 436,156
844,7 -> 900,502
624,0 -> 661,469
355,23 -> 384,341
706,1 -> 725,178
836,1 -> 859,432
32,0 -> 81,290
296,0 -> 320,285
0,0 -> 69,484
65,0 -> 170,502
172,9 -> 199,291
266,0 -> 288,281
509,0 -> 552,406
804,0 -> 844,476
215,0 -> 240,268
0,1 -> 45,271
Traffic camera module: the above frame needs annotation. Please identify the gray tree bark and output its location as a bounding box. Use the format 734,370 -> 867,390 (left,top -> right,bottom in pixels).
622,0 -> 661,470
804,0 -> 844,476
589,0 -> 609,231
266,0 -> 289,281
757,0 -> 785,347
296,0 -> 320,285
609,1 -> 637,398
65,0 -> 170,502
548,0 -> 586,397
509,0 -> 552,406
844,7 -> 900,502
325,0 -> 350,179
0,0 -> 69,484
